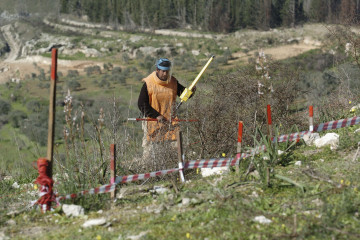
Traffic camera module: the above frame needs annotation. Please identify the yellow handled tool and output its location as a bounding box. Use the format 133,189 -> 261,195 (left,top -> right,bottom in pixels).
176,55 -> 215,110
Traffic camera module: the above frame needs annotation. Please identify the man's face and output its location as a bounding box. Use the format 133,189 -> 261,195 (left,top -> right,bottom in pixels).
156,69 -> 169,81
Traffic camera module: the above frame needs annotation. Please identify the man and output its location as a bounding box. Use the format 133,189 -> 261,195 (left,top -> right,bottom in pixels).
137,58 -> 195,171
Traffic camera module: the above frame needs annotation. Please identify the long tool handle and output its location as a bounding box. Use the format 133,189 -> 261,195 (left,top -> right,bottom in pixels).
188,55 -> 215,90
128,118 -> 198,122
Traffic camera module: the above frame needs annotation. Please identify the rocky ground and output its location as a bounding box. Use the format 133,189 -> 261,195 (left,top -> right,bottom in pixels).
0,17 -> 329,85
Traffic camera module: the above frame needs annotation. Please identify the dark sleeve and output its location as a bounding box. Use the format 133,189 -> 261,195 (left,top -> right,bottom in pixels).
138,83 -> 161,118
177,81 -> 186,96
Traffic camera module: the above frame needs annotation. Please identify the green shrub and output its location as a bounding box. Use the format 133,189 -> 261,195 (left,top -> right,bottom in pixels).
103,62 -> 113,71
67,79 -> 81,91
111,66 -> 122,75
26,100 -> 42,113
0,99 -> 11,115
85,65 -> 101,76
98,79 -> 110,88
8,110 -> 27,128
67,70 -> 79,78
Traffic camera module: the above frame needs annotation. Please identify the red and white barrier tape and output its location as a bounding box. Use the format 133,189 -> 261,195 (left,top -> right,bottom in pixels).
57,183 -> 116,201
115,167 -> 179,184
55,116 -> 360,201
56,157 -> 244,201
274,116 -> 360,143
314,116 -> 360,132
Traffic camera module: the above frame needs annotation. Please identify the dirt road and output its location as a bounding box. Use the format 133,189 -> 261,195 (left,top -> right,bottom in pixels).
229,42 -> 320,64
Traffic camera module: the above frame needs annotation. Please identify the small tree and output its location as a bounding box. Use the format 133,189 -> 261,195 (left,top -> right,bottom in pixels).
67,79 -> 81,91
0,99 -> 11,115
8,110 -> 27,128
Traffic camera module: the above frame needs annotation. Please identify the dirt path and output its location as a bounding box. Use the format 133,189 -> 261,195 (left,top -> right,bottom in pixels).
1,24 -> 21,63
229,42 -> 320,64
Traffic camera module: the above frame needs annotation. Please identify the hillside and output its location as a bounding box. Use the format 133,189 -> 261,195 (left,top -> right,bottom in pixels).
0,13 -> 360,240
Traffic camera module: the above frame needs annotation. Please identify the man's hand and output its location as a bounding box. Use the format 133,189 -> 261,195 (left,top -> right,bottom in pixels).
156,115 -> 167,123
192,86 -> 197,94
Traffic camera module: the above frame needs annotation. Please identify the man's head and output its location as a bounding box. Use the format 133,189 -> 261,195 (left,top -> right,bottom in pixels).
156,58 -> 171,81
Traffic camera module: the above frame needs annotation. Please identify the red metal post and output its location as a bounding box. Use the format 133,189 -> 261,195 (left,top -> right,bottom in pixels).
309,105 -> 314,131
110,144 -> 116,199
267,104 -> 272,138
236,121 -> 243,173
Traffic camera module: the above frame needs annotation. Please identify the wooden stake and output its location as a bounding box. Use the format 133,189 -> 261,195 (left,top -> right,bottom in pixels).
110,144 -> 116,199
46,48 -> 57,177
176,131 -> 185,183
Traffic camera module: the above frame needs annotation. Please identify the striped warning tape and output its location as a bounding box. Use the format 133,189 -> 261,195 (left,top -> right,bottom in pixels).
56,157 -> 244,201
58,183 -> 116,201
274,116 -> 360,143
275,130 -> 310,143
115,167 -> 179,184
314,116 -> 360,132
56,116 -> 360,201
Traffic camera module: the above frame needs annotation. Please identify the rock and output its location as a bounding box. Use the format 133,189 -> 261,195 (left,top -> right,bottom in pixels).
303,37 -> 322,46
6,219 -> 16,226
62,204 -> 85,217
249,170 -> 260,179
311,198 -> 323,207
182,198 -> 190,206
350,104 -> 360,112
191,50 -> 200,56
151,186 -> 170,195
201,167 -> 228,177
354,128 -> 360,134
303,133 -> 320,146
82,218 -> 107,228
129,36 -> 144,42
82,48 -> 101,58
287,37 -> 301,44
277,150 -> 284,155
12,182 -> 20,189
145,204 -> 165,214
138,46 -> 156,56
253,215 -> 272,224
0,231 -> 10,240
126,231 -> 149,240
6,210 -> 21,217
295,161 -> 302,166
250,191 -> 259,198
314,133 -> 339,150
3,176 -> 13,181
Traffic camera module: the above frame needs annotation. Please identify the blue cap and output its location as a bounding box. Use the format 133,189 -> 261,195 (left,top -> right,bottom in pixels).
156,58 -> 171,70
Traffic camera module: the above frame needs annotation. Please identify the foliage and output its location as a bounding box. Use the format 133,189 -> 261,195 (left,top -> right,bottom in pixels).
186,61 -> 306,159
85,65 -> 101,76
67,79 -> 81,91
67,69 -> 79,78
0,99 -> 11,115
8,110 -> 27,128
57,0 -> 360,32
